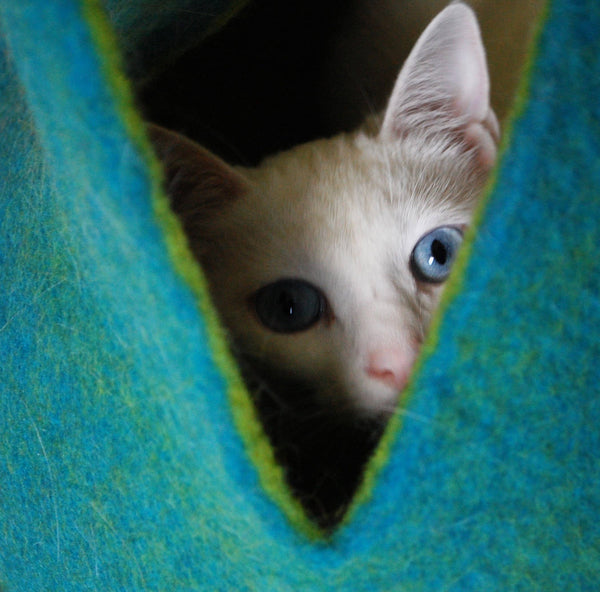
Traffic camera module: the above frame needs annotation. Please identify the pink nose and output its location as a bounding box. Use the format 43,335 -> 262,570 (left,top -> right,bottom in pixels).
366,347 -> 415,391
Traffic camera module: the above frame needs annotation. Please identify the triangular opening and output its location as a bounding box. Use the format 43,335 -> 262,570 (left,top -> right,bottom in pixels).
132,0 -> 546,534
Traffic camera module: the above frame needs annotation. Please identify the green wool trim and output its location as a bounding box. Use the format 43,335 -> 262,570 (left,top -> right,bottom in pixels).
346,0 -> 553,529
79,0 -> 322,540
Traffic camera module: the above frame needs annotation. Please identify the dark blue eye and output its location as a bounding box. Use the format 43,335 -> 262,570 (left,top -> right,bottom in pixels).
254,279 -> 326,333
410,226 -> 463,283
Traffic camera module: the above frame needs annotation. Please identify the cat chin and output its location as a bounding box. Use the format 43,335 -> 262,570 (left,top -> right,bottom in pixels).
346,381 -> 403,419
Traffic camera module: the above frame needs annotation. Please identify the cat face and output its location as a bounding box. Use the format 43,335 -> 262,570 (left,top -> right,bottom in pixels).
193,131 -> 491,416
149,2 -> 499,417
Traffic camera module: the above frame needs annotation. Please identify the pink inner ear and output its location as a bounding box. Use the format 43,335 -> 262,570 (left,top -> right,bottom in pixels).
452,34 -> 490,123
380,3 -> 491,141
148,123 -> 248,231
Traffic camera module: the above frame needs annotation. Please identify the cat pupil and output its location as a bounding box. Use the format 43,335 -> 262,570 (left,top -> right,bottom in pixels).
279,292 -> 295,317
430,239 -> 448,266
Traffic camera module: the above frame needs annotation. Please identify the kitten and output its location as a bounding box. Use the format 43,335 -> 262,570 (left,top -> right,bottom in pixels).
149,3 -> 499,527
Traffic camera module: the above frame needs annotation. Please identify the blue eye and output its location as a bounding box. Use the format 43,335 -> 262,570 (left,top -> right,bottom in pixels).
410,226 -> 463,283
254,279 -> 326,333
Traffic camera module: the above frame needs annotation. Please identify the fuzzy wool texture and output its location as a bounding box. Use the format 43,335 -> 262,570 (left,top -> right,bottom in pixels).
1,0 -> 599,590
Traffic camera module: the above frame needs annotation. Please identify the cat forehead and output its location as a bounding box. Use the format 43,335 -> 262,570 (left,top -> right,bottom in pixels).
239,131 -> 476,230
217,132 -> 476,298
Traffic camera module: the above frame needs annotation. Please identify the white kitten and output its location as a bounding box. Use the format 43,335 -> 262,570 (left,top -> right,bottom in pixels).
150,3 -> 499,525
151,3 -> 498,414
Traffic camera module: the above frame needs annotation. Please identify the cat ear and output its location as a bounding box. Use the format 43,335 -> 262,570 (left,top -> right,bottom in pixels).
148,124 -> 247,230
380,2 -> 499,169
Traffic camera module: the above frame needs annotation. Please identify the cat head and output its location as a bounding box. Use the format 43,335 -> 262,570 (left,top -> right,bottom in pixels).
149,2 -> 499,418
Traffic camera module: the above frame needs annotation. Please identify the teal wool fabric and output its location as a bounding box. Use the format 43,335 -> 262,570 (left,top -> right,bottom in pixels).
1,0 -> 599,590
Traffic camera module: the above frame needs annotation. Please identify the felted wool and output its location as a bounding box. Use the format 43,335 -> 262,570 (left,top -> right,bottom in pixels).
0,0 -> 599,590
